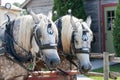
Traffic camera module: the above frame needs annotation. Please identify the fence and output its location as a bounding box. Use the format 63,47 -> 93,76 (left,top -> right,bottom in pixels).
87,52 -> 120,80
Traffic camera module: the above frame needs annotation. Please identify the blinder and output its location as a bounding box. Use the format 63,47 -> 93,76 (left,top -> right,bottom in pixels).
47,23 -> 54,35
82,30 -> 88,41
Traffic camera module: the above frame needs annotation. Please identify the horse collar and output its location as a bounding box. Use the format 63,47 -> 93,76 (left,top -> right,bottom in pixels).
4,20 -> 33,63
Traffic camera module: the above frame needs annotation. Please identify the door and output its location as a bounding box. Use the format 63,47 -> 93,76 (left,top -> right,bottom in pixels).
104,6 -> 116,53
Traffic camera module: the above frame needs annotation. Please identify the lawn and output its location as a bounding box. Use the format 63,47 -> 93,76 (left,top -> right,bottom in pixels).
90,76 -> 120,80
89,63 -> 120,80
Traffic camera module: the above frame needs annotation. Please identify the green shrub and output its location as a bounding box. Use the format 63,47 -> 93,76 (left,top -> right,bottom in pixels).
53,0 -> 86,21
113,1 -> 120,56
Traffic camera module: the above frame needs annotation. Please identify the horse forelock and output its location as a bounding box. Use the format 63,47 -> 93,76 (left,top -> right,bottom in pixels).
50,18 -> 59,42
37,14 -> 58,42
82,22 -> 93,39
61,15 -> 82,53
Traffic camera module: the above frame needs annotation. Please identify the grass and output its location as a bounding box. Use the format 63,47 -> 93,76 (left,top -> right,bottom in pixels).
90,76 -> 120,80
89,63 -> 120,80
92,63 -> 120,73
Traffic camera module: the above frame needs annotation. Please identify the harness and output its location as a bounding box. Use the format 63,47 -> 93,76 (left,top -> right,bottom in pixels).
71,30 -> 90,54
4,21 -> 33,62
0,20 -> 34,72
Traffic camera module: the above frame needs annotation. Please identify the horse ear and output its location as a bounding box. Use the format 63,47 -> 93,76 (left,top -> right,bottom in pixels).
30,10 -> 40,24
48,11 -> 52,20
86,16 -> 92,28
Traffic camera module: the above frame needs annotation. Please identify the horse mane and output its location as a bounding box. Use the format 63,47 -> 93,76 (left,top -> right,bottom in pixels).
16,15 -> 34,51
61,15 -> 81,53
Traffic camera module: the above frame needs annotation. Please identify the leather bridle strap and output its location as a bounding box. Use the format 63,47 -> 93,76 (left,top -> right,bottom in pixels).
33,28 -> 57,50
40,44 -> 57,49
74,48 -> 90,54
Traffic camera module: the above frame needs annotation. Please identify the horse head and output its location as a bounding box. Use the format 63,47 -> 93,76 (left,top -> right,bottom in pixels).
55,15 -> 93,73
71,16 -> 93,73
30,11 -> 60,69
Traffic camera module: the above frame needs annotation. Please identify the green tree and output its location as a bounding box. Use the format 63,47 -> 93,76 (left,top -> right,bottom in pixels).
113,0 -> 120,56
53,0 -> 86,20
13,2 -> 21,7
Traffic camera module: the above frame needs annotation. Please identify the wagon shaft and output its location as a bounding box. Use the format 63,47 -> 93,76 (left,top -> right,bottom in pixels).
28,70 -> 79,80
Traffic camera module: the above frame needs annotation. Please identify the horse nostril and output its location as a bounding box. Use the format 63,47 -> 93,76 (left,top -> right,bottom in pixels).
81,64 -> 92,73
50,60 -> 53,65
50,58 -> 60,67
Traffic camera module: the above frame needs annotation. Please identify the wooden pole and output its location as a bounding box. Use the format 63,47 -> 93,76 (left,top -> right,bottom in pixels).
103,52 -> 109,80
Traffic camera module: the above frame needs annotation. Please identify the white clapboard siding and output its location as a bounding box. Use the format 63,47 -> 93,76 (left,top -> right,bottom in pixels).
24,0 -> 53,15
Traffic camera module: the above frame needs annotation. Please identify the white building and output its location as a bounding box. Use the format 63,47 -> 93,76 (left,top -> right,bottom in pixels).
0,1 -> 22,25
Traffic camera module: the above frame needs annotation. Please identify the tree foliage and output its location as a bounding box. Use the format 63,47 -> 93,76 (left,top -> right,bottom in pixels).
13,2 -> 21,7
53,0 -> 86,20
113,0 -> 120,56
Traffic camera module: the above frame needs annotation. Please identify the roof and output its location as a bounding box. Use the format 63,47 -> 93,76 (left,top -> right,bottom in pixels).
0,0 -> 1,5
20,0 -> 31,8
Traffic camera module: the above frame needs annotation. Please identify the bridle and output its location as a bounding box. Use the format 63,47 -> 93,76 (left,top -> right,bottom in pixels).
71,20 -> 90,54
33,22 -> 57,59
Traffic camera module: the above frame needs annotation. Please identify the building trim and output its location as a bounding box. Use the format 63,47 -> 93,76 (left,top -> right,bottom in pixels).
20,0 -> 31,8
101,3 -> 118,51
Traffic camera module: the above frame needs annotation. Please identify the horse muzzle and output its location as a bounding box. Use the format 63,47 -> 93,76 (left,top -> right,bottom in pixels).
46,57 -> 60,69
79,63 -> 92,74
44,54 -> 60,69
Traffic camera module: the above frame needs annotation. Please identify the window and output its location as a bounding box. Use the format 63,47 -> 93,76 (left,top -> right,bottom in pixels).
107,10 -> 115,31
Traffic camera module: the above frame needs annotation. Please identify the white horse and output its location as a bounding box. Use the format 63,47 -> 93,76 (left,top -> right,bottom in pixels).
55,15 -> 93,73
0,11 -> 60,80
